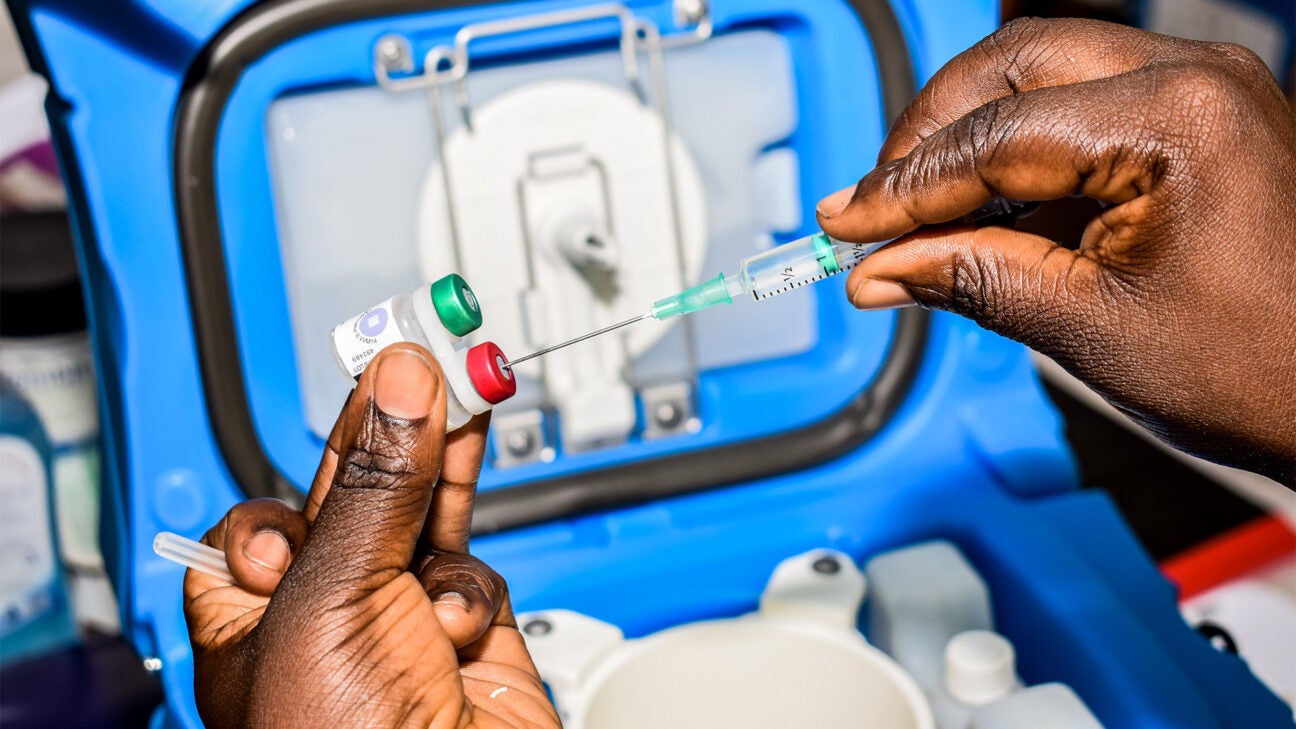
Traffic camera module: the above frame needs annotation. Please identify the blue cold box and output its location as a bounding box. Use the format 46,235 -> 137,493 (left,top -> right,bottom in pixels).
5,0 -> 1290,727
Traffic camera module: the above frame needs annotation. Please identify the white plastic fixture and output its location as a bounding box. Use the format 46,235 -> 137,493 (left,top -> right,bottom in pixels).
419,78 -> 706,451
266,31 -> 811,443
517,550 -> 935,729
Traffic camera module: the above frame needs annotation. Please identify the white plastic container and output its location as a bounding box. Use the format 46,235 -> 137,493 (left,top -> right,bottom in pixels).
518,550 -> 935,729
946,630 -> 1019,706
973,683 -> 1104,729
330,273 -> 516,430
933,630 -> 1021,729
866,542 -> 1105,729
865,541 -> 995,691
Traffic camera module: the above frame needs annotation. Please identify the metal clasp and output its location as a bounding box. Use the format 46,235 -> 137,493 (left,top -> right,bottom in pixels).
375,3 -> 651,130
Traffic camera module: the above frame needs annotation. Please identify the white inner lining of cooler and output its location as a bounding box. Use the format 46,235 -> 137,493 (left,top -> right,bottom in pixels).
266,30 -> 814,441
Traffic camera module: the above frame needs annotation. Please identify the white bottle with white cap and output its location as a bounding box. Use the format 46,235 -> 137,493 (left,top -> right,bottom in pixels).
866,542 -> 1106,729
946,630 -> 1020,705
972,683 -> 1105,729
930,630 -> 1020,729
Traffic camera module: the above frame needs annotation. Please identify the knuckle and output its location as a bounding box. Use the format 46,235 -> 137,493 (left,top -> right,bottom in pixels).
1159,64 -> 1231,104
946,237 -> 1079,341
969,97 -> 1023,161
947,247 -> 1002,322
985,18 -> 1051,92
331,402 -> 433,492
335,440 -> 419,491
987,16 -> 1050,52
891,146 -> 940,202
436,476 -> 478,497
200,515 -> 231,550
421,555 -> 504,600
937,97 -> 1024,191
1206,42 -> 1271,78
1153,64 -> 1247,135
889,103 -> 942,157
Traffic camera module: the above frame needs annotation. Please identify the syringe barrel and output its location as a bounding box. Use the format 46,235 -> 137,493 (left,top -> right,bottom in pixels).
738,233 -> 888,300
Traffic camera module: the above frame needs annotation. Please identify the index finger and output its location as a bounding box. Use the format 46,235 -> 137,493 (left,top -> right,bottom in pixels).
878,18 -> 1166,162
422,410 -> 491,554
819,70 -> 1165,244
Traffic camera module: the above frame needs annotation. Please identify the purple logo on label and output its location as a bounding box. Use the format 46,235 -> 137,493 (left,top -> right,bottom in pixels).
359,307 -> 388,338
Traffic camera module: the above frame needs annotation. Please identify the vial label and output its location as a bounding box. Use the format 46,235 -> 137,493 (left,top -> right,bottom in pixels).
331,299 -> 407,378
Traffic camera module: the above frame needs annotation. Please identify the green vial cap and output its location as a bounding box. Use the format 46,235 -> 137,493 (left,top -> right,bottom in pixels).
429,273 -> 483,337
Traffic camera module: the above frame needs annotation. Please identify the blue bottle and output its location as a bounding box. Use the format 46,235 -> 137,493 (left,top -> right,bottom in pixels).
0,376 -> 76,665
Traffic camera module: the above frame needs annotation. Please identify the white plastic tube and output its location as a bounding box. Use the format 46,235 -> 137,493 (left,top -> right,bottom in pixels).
153,531 -> 233,583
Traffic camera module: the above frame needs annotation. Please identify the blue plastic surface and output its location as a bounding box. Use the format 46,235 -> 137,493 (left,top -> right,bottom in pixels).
8,0 -> 1291,727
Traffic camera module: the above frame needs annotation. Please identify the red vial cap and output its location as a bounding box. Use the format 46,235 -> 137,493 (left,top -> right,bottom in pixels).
465,341 -> 516,405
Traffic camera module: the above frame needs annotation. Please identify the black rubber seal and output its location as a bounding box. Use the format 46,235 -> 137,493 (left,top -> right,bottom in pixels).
171,0 -> 927,531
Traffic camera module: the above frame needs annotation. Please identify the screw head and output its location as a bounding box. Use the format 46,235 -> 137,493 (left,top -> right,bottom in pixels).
505,429 -> 536,459
376,35 -> 410,71
1195,621 -> 1239,655
654,401 -> 684,430
674,0 -> 708,26
812,555 -> 841,575
523,618 -> 553,637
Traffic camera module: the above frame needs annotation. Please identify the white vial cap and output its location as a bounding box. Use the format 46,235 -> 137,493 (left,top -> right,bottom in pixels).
945,629 -> 1017,706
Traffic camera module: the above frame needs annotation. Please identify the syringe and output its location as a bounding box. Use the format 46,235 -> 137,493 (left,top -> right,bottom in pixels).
503,198 -> 1038,369
504,231 -> 878,369
650,232 -> 884,318
643,197 -> 1035,322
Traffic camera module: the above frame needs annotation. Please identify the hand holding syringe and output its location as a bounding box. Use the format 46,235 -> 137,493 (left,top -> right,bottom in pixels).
505,198 -> 1033,368
503,232 -> 886,369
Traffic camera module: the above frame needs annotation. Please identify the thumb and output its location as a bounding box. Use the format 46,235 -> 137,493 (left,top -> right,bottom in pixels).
847,226 -> 1103,346
288,347 -> 448,597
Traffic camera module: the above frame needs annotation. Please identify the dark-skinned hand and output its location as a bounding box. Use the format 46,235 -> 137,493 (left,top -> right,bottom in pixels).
183,343 -> 561,728
817,18 -> 1296,485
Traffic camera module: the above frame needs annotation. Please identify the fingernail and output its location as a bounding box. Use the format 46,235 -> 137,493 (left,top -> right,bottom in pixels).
434,592 -> 472,612
850,279 -> 917,311
243,531 -> 290,573
374,349 -> 436,420
816,184 -> 856,219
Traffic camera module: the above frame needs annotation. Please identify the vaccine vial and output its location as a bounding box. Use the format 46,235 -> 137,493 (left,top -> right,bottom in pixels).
330,274 -> 516,431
